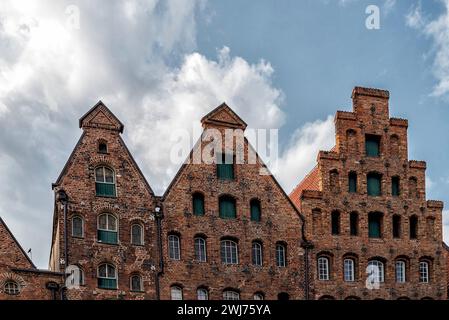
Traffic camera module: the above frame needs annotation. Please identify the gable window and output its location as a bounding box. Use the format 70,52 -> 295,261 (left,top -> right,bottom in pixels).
221,239 -> 238,264
395,260 -> 406,283
97,213 -> 118,244
350,212 -> 358,236
392,176 -> 400,196
223,290 -> 240,300
97,263 -> 117,289
368,212 -> 382,238
348,172 -> 357,193
72,216 -> 84,238
419,261 -> 430,283
217,153 -> 234,180
367,260 -> 384,283
194,237 -> 207,262
98,141 -> 108,153
276,243 -> 287,267
392,215 -> 401,238
197,288 -> 209,300
95,166 -> 116,197
367,172 -> 382,196
331,211 -> 340,235
410,215 -> 418,239
131,224 -> 143,245
365,134 -> 381,157
317,256 -> 330,281
219,195 -> 236,219
343,258 -> 355,282
130,274 -> 143,292
192,193 -> 205,216
252,241 -> 263,266
171,286 -> 183,300
3,281 -> 20,295
168,234 -> 181,260
250,199 -> 261,222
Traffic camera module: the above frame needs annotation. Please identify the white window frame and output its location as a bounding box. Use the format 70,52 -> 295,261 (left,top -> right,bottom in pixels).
419,261 -> 429,283
97,263 -> 117,288
95,166 -> 115,184
253,293 -> 264,300
344,258 -> 355,282
130,274 -> 143,292
276,244 -> 286,267
318,256 -> 330,281
3,281 -> 20,295
367,260 -> 384,283
194,237 -> 207,262
252,242 -> 263,266
223,290 -> 240,300
171,286 -> 183,300
168,235 -> 181,260
97,213 -> 118,232
395,260 -> 406,283
197,288 -> 209,300
221,240 -> 238,264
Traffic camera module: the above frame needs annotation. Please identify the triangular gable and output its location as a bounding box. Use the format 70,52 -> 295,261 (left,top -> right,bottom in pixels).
0,217 -> 36,269
201,103 -> 247,129
79,101 -> 124,133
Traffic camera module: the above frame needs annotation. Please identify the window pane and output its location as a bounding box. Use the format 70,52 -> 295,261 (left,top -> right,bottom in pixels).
171,287 -> 183,300
72,217 -> 83,237
98,230 -> 118,244
132,225 -> 143,245
98,215 -> 107,230
104,168 -> 114,183
392,177 -> 400,196
419,262 -> 429,283
95,167 -> 104,182
250,201 -> 261,222
396,261 -> 405,283
253,293 -> 264,300
96,182 -> 116,197
169,235 -> 180,260
223,291 -> 239,300
348,173 -> 357,193
98,265 -> 107,278
131,276 -> 142,291
252,242 -> 263,266
197,289 -> 208,300
344,259 -> 355,282
108,215 -> 117,231
221,240 -> 238,264
193,194 -> 205,216
276,244 -> 286,267
195,238 -> 207,262
318,257 -> 329,280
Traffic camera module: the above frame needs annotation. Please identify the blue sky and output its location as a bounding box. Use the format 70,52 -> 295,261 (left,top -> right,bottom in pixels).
0,0 -> 448,268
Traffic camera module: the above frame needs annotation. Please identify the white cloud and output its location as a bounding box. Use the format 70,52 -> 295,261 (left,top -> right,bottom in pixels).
275,116 -> 335,193
405,2 -> 424,29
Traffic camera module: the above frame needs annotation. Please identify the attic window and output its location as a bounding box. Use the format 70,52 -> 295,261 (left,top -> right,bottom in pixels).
98,141 -> 108,153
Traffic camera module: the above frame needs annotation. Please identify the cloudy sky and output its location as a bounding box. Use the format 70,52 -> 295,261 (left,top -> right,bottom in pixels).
1,0 -> 449,268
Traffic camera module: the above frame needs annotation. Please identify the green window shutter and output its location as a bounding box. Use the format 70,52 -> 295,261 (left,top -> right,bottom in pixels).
96,183 -> 116,197
392,177 -> 400,196
367,175 -> 381,196
250,201 -> 261,222
217,163 -> 234,180
365,136 -> 380,157
193,195 -> 205,216
368,216 -> 381,238
220,198 -> 236,219
98,278 -> 117,289
348,173 -> 357,193
98,230 -> 118,244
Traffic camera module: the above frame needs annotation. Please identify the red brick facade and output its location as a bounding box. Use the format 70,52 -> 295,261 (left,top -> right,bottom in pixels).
290,87 -> 447,300
0,87 -> 447,300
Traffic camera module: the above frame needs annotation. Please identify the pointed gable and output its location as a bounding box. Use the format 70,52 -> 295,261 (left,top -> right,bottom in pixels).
201,102 -> 247,130
0,217 -> 35,269
79,101 -> 124,133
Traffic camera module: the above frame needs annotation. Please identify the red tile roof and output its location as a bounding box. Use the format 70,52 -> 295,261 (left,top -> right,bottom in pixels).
289,165 -> 320,206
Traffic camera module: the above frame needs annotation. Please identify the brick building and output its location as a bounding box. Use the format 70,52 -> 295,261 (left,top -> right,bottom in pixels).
290,87 -> 447,300
0,86 -> 447,300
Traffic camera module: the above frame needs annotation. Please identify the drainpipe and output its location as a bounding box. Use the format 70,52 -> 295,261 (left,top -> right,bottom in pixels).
57,189 -> 69,300
154,204 -> 164,300
298,212 -> 313,300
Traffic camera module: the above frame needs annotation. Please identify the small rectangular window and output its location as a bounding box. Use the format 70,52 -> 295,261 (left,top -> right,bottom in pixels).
217,153 -> 234,180
348,172 -> 357,193
365,135 -> 381,157
392,176 -> 400,196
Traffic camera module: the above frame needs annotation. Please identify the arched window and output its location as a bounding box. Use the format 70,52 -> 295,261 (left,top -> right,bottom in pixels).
331,210 -> 340,235
197,288 -> 209,300
348,171 -> 357,193
350,212 -> 358,236
253,292 -> 264,300
365,134 -> 380,157
130,274 -> 143,292
168,234 -> 181,260
131,223 -> 143,245
68,265 -> 85,286
171,286 -> 183,300
72,216 -> 84,238
252,241 -> 263,266
392,215 -> 401,238
250,199 -> 261,222
343,258 -> 355,282
192,193 -> 205,216
95,166 -> 116,197
97,263 -> 117,289
367,260 -> 384,283
3,281 -> 20,295
194,236 -> 207,262
223,290 -> 240,300
278,292 -> 290,300
391,176 -> 400,196
367,172 -> 382,196
329,169 -> 340,193
221,239 -> 238,264
317,256 -> 330,281
419,261 -> 430,283
219,195 -> 236,219
395,260 -> 406,283
97,213 -> 118,244
98,140 -> 108,153
410,215 -> 418,239
276,243 -> 287,267
368,212 -> 382,238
